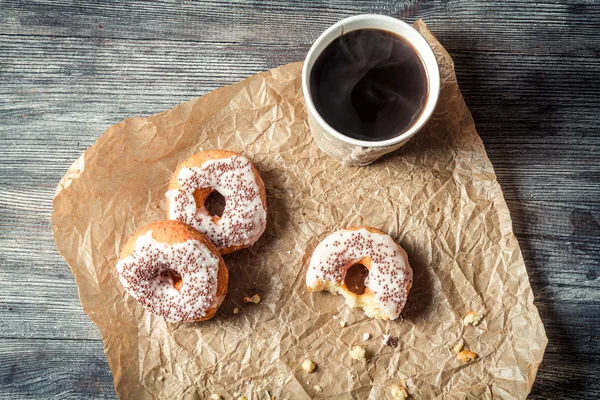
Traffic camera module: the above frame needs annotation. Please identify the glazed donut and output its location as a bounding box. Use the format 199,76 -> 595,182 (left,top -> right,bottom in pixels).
306,226 -> 413,320
166,150 -> 267,254
116,220 -> 228,322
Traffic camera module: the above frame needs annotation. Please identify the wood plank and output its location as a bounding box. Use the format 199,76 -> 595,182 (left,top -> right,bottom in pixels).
1,35 -> 599,201
1,0 -> 599,54
0,338 -> 115,399
537,303 -> 600,355
528,351 -> 600,400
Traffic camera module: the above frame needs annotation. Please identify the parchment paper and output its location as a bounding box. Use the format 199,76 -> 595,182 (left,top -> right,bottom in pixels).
52,21 -> 547,399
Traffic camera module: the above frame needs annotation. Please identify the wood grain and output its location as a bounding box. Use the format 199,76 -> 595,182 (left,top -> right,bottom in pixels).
0,338 -> 115,399
0,0 -> 598,398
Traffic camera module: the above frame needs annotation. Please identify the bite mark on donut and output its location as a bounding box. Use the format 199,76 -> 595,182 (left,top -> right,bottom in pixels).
306,227 -> 413,320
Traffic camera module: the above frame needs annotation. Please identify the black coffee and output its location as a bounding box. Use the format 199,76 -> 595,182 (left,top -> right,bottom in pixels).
309,29 -> 428,141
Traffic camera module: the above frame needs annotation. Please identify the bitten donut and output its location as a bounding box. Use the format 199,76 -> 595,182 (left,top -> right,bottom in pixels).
306,226 -> 413,320
166,150 -> 267,254
116,220 -> 228,322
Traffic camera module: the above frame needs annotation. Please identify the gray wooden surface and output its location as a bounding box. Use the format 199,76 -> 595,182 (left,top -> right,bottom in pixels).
1,1 -> 598,399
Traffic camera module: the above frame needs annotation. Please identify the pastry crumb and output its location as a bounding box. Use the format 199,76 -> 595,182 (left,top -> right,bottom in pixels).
313,385 -> 323,392
383,334 -> 398,347
435,207 -> 440,212
237,396 -> 247,400
233,307 -> 239,315
209,395 -> 222,400
452,338 -> 464,353
349,346 -> 366,361
463,311 -> 483,326
362,333 -> 370,341
302,359 -> 316,373
390,383 -> 408,399
457,350 -> 477,363
243,293 -> 261,304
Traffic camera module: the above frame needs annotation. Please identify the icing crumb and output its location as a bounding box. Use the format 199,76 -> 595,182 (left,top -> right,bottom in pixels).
463,311 -> 483,326
314,385 -> 323,392
233,392 -> 240,397
390,383 -> 408,399
244,293 -> 261,304
233,307 -> 239,315
340,320 -> 346,327
452,338 -> 464,353
349,346 -> 366,361
362,333 -> 370,341
302,359 -> 316,373
210,395 -> 222,400
457,350 -> 477,363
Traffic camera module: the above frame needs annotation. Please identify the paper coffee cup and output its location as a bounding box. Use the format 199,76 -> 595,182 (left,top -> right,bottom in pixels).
302,14 -> 441,166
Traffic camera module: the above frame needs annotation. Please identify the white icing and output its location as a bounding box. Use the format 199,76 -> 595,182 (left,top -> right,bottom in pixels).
116,230 -> 222,322
166,155 -> 266,250
306,228 -> 413,320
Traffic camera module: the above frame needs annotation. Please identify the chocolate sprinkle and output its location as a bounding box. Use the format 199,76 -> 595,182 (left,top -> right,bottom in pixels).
166,155 -> 266,250
116,231 -> 221,322
306,228 -> 412,320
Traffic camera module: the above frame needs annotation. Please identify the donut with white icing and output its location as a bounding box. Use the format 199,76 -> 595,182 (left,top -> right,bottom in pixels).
166,150 -> 267,255
116,220 -> 228,322
306,226 -> 413,320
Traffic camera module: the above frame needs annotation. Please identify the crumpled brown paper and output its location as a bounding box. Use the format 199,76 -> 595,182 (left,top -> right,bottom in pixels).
52,20 -> 546,400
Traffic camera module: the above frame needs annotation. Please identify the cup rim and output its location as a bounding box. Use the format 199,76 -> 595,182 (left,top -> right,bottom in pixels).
302,14 -> 441,148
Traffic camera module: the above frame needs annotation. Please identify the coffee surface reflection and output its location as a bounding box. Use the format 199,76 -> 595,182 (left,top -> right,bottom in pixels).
310,29 -> 428,142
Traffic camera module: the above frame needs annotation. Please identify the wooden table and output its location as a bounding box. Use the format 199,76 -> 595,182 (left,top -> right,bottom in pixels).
1,1 -> 598,398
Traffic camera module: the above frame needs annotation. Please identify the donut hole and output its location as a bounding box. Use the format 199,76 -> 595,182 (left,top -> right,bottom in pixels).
345,263 -> 369,295
204,190 -> 226,218
159,268 -> 183,291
